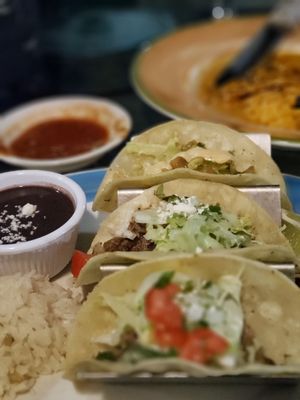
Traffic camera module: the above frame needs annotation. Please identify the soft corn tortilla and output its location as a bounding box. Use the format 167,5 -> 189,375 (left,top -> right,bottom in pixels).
80,179 -> 294,285
65,254 -> 300,378
92,120 -> 290,212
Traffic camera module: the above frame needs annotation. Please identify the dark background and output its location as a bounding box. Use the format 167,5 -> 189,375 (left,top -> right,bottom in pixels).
0,0 -> 298,174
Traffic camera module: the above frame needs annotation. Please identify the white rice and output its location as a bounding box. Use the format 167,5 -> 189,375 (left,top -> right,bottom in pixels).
0,273 -> 81,400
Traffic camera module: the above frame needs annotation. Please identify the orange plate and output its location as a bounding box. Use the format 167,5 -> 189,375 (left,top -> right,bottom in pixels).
131,16 -> 300,148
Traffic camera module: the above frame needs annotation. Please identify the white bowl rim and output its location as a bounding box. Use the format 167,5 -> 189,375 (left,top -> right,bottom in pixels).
0,170 -> 86,254
0,95 -> 132,168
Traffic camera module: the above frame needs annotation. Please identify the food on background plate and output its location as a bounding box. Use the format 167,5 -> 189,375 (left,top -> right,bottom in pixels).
77,179 -> 295,285
65,254 -> 300,378
93,120 -> 290,212
200,52 -> 300,139
133,16 -> 300,141
0,272 -> 81,400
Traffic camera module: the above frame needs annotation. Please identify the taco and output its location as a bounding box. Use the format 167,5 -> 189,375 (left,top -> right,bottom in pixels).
65,254 -> 300,378
92,120 -> 291,212
77,179 -> 295,285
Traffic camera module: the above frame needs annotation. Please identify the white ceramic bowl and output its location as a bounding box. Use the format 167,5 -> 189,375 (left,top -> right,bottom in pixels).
0,170 -> 86,277
0,96 -> 132,172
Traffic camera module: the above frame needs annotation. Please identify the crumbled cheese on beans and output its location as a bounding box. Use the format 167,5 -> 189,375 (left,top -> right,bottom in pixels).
0,203 -> 39,244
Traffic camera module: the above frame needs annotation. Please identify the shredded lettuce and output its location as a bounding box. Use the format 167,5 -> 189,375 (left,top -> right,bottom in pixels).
125,137 -> 181,160
101,292 -> 148,338
121,344 -> 177,363
134,196 -> 254,253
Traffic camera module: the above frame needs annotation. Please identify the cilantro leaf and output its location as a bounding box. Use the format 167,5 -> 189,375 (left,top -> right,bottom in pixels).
96,351 -> 118,361
154,271 -> 175,288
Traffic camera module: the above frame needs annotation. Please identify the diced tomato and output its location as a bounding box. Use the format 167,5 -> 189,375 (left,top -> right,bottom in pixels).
203,329 -> 229,358
71,250 -> 91,278
145,284 -> 183,330
180,328 -> 229,364
164,283 -> 181,297
180,339 -> 208,364
154,325 -> 187,349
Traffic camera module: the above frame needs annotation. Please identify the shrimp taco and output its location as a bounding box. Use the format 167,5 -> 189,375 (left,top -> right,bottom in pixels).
65,254 -> 300,378
77,179 -> 294,285
93,120 -> 290,212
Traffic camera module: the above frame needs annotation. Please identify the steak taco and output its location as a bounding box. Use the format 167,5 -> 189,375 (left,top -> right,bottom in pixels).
92,120 -> 290,212
65,254 -> 300,378
77,179 -> 294,285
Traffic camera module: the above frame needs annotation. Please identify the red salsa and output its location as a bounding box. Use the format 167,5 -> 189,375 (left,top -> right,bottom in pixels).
0,185 -> 75,244
8,118 -> 109,159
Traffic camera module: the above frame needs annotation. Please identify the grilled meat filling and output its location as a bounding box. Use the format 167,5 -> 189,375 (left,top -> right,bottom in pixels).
101,222 -> 155,253
103,236 -> 155,252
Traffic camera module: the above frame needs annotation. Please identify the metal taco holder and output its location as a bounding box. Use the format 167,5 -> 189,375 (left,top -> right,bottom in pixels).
98,262 -> 295,282
117,133 -> 275,213
111,133 -> 294,281
76,370 -> 300,383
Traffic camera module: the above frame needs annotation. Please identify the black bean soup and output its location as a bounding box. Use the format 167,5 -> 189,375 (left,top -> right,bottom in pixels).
0,185 -> 75,244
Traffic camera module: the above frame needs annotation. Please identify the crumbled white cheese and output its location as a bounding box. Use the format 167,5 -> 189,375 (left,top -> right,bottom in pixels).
21,203 -> 37,217
176,292 -> 205,322
185,302 -> 205,322
170,202 -> 197,215
10,219 -> 18,232
217,354 -> 236,368
155,196 -> 202,223
0,203 -> 39,244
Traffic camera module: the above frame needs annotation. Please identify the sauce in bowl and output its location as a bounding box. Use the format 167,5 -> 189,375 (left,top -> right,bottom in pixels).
7,118 -> 109,159
0,185 -> 75,244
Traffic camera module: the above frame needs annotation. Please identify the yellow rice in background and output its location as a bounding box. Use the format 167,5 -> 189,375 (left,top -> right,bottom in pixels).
0,273 -> 80,400
200,53 -> 300,131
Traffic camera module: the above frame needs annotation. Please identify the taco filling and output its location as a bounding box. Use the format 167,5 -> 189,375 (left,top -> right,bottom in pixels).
126,138 -> 255,176
93,190 -> 254,255
95,269 -> 268,367
93,120 -> 291,212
